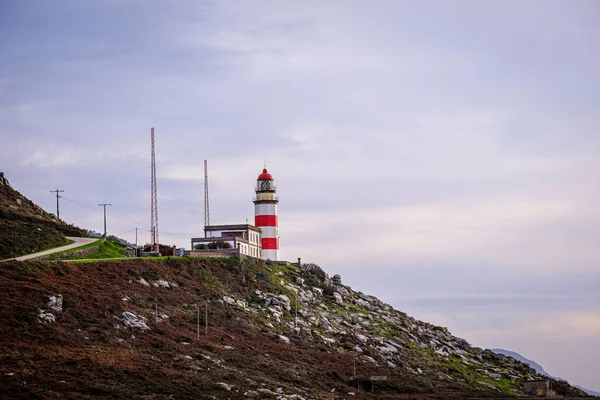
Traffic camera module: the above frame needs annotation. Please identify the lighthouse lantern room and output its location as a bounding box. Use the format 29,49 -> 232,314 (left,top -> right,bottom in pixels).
254,168 -> 279,261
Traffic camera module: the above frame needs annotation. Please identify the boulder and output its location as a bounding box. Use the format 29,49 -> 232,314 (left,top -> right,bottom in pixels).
333,292 -> 343,305
278,335 -> 290,344
122,311 -> 150,330
332,274 -> 342,285
355,334 -> 368,343
38,309 -> 55,324
45,294 -> 63,312
153,280 -> 170,288
277,294 -> 291,311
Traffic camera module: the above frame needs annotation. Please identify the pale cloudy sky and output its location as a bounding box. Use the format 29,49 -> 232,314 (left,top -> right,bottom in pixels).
1,0 -> 599,391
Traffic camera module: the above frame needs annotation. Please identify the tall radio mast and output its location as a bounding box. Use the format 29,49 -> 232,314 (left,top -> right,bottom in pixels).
150,127 -> 159,253
204,159 -> 210,237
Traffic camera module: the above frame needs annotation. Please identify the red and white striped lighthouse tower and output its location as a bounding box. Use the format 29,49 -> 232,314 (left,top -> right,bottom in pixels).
254,167 -> 279,261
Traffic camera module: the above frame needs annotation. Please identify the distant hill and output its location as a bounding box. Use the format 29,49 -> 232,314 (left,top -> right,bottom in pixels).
0,173 -> 87,259
491,349 -> 599,397
491,349 -> 556,377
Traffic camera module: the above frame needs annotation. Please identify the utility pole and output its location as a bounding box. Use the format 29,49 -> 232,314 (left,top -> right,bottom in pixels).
204,160 -> 210,238
49,189 -> 64,220
135,227 -> 138,257
98,203 -> 111,237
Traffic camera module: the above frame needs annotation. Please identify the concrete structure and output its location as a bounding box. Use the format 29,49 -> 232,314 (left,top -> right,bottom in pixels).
191,224 -> 262,258
523,380 -> 555,397
254,168 -> 279,261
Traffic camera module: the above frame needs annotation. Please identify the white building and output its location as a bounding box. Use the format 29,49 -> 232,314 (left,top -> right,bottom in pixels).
190,224 -> 262,258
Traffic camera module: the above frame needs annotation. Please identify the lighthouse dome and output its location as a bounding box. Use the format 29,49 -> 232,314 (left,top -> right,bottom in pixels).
257,168 -> 273,180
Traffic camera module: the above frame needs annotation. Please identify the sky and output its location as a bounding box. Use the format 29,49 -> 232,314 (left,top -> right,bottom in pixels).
1,0 -> 599,391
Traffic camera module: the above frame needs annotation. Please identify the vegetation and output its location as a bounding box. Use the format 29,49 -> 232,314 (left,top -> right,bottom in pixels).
64,238 -> 128,260
0,178 -> 87,259
0,219 -> 71,259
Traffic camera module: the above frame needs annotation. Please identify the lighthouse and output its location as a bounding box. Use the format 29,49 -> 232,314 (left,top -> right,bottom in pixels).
254,167 -> 279,261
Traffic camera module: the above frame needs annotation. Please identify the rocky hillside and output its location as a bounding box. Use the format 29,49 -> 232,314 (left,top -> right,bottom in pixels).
0,257 -> 590,399
0,173 -> 86,259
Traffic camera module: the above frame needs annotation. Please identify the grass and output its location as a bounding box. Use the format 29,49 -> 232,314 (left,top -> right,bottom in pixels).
45,238 -> 99,260
63,238 -> 127,260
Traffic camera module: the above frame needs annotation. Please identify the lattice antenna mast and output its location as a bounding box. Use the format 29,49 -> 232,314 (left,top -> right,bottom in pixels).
150,127 -> 159,253
204,159 -> 210,237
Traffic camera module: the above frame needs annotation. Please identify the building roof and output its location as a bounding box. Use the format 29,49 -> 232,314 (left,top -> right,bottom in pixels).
257,168 -> 273,181
204,224 -> 261,232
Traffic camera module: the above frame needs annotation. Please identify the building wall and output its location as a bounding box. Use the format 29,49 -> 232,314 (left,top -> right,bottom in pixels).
523,381 -> 550,396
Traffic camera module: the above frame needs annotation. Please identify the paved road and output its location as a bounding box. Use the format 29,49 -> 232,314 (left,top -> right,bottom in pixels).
14,237 -> 100,261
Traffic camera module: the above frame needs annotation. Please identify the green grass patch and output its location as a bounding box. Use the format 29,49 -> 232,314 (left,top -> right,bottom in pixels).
45,238 -> 98,260
63,238 -> 127,260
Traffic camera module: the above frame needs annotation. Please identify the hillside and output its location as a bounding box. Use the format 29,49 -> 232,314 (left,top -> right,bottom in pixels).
0,257 -> 591,399
0,173 -> 86,259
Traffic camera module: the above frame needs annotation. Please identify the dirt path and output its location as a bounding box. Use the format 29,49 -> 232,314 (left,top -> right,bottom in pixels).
13,237 -> 100,261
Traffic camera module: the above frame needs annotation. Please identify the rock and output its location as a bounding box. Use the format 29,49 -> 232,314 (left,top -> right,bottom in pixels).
333,292 -> 343,305
122,312 -> 150,330
321,336 -> 336,345
363,356 -> 378,364
223,296 -> 236,305
354,346 -> 363,353
236,300 -> 246,308
298,290 -> 314,303
332,274 -> 342,285
355,298 -> 369,308
378,346 -> 391,356
45,295 -> 63,312
257,388 -> 277,396
217,382 -> 233,391
153,280 -> 170,288
294,277 -> 304,286
278,335 -> 290,344
334,286 -> 349,298
38,309 -> 55,324
277,294 -> 291,311
478,381 -> 500,391
387,361 -> 396,368
355,333 -> 368,343
138,278 -> 150,286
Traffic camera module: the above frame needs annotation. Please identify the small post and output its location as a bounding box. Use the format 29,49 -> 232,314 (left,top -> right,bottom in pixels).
205,301 -> 208,335
196,304 -> 200,340
155,296 -> 158,323
135,227 -> 138,257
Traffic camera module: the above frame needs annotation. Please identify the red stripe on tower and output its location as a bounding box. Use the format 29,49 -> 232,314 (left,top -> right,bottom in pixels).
262,238 -> 279,250
253,167 -> 279,261
255,215 -> 278,227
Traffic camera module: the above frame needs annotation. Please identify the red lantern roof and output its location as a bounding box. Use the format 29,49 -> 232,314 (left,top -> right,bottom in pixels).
258,168 -> 273,180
